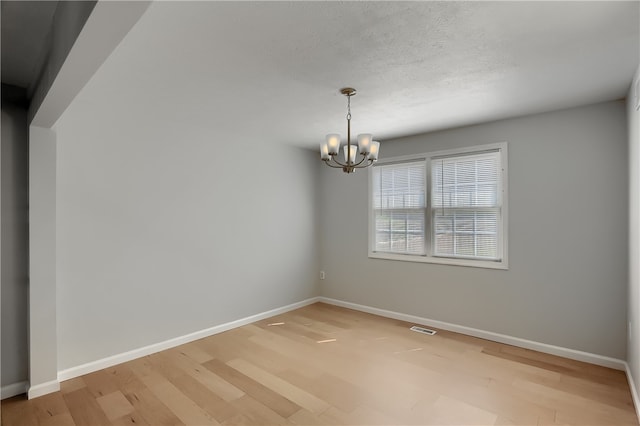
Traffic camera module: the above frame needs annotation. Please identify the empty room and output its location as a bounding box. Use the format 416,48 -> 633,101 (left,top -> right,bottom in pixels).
2,1 -> 640,425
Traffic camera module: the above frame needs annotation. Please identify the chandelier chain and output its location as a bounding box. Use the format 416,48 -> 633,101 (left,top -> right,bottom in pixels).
347,95 -> 351,121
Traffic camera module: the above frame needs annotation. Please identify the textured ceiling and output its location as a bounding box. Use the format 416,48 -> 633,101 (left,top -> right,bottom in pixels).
1,1 -> 58,89
61,1 -> 639,148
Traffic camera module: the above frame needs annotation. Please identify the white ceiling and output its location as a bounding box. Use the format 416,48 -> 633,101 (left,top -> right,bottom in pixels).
64,1 -> 639,149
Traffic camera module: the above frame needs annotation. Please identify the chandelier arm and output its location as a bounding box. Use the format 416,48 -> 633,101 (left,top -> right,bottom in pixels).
351,154 -> 371,167
328,154 -> 349,167
323,160 -> 344,169
325,157 -> 348,168
354,159 -> 375,169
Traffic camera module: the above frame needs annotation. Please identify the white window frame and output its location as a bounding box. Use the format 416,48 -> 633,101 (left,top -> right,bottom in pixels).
368,142 -> 508,270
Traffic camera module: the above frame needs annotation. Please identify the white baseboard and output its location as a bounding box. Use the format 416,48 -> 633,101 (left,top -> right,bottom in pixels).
625,362 -> 640,422
28,380 -> 60,399
1,381 -> 28,400
57,297 -> 320,382
318,297 -> 627,371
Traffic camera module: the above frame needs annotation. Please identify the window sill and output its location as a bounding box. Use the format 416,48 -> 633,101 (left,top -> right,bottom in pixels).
368,252 -> 509,270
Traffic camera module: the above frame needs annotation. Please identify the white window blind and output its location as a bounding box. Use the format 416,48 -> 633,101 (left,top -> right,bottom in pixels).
369,143 -> 507,269
372,161 -> 426,255
431,150 -> 501,260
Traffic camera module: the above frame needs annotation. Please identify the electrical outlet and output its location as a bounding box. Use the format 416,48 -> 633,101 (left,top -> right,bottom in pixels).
320,270 -> 325,280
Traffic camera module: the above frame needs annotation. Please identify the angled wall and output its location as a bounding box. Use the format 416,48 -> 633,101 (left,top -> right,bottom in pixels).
24,0 -> 152,397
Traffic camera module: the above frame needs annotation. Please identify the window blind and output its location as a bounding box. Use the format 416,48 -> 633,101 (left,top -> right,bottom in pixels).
372,161 -> 426,255
431,151 -> 501,260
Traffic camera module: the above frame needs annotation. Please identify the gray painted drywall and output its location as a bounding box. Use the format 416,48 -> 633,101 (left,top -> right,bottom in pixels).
319,100 -> 628,359
28,1 -> 95,122
29,1 -> 150,127
22,0 -> 152,382
1,85 -> 29,388
29,126 -> 58,390
628,66 -> 640,405
54,106 -> 320,370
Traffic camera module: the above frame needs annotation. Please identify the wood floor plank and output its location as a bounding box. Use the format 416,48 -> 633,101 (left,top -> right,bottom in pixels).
82,370 -> 122,399
102,363 -> 184,426
96,391 -> 135,421
160,348 -> 245,402
120,386 -> 184,426
417,394 -> 499,425
287,408 -> 335,425
203,358 -> 301,418
59,377 -> 86,395
226,358 -> 330,414
1,396 -> 39,426
167,373 -> 243,423
109,411 -> 150,426
35,412 -> 77,426
32,392 -> 77,426
512,378 -> 639,425
137,372 -> 219,425
277,370 -> 367,413
2,303 -> 637,426
62,387 -> 111,426
227,394 -> 293,425
172,343 -> 215,364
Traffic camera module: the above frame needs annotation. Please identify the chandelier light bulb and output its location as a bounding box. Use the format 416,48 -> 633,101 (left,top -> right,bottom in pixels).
326,133 -> 341,155
357,134 -> 372,154
320,142 -> 330,160
344,145 -> 357,163
368,141 -> 380,161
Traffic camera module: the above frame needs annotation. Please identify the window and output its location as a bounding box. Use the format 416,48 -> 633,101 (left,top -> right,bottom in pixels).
369,143 -> 508,269
372,161 -> 426,255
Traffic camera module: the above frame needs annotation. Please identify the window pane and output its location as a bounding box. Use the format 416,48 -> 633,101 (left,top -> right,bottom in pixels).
476,212 -> 497,233
477,234 -> 498,258
376,232 -> 390,251
432,151 -> 500,209
455,212 -> 474,232
391,213 -> 405,232
374,210 -> 425,255
431,150 -> 501,261
391,233 -> 406,252
435,214 -> 453,233
407,234 -> 424,254
435,233 -> 453,255
373,161 -> 426,209
372,160 -> 426,255
455,234 -> 475,256
375,212 -> 390,232
433,208 -> 500,260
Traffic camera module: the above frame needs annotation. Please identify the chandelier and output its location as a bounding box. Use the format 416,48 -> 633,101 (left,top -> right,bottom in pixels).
320,88 -> 380,173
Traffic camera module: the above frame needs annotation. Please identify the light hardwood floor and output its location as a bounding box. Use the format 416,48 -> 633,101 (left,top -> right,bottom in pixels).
2,302 -> 638,425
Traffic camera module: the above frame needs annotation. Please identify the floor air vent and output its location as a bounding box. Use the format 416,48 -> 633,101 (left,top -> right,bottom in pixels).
410,325 -> 437,335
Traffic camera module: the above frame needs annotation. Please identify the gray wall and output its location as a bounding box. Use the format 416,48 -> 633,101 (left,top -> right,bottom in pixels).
53,105 -> 320,370
30,1 -> 150,128
1,84 -> 29,388
27,1 -> 96,123
628,66 -> 640,403
28,126 -> 58,393
319,100 -> 628,359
